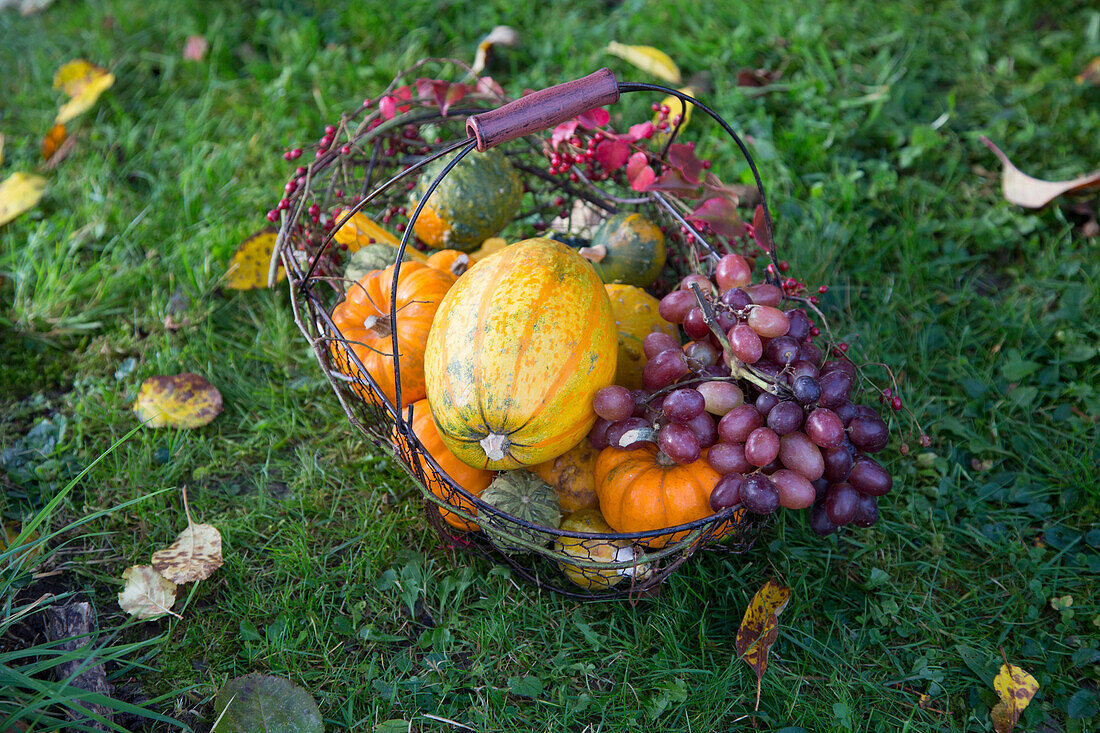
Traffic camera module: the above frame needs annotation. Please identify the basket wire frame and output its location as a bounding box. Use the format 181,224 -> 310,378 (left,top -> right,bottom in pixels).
278,63 -> 778,600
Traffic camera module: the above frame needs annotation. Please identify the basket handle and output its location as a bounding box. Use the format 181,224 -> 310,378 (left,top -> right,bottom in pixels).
465,69 -> 620,151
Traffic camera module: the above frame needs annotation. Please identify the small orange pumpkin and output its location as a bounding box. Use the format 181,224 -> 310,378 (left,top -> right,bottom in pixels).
426,249 -> 471,278
393,400 -> 493,531
330,262 -> 454,408
594,444 -> 723,548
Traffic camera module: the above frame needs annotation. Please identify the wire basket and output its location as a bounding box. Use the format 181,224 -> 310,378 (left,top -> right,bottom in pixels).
274,60 -> 787,600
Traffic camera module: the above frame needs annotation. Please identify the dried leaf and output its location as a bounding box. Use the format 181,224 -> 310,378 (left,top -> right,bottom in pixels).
0,172 -> 47,227
332,211 -> 401,252
152,523 -> 223,583
225,230 -> 285,289
752,204 -> 775,255
667,143 -> 704,184
118,565 -> 179,620
606,42 -> 682,85
40,123 -> 66,161
981,136 -> 1100,209
737,68 -> 782,87
990,661 -> 1038,733
549,198 -> 603,239
1076,56 -> 1100,85
213,674 -> 324,733
0,133 -> 5,167
53,60 -> 114,125
472,25 -> 519,75
735,579 -> 791,710
183,35 -> 209,62
690,197 -> 748,239
133,373 -> 223,428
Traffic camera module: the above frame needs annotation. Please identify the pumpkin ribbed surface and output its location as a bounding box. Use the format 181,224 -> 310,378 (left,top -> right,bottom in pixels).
392,400 -> 493,532
594,444 -> 721,548
604,284 -> 679,391
412,149 -> 522,251
330,262 -> 454,408
554,508 -> 644,590
478,471 -> 561,554
424,238 -> 618,470
530,438 -> 600,514
584,212 -> 666,287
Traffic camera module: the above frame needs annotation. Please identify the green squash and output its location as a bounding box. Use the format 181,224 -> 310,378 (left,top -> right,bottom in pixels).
343,243 -> 413,284
581,212 -> 667,288
411,148 -> 523,252
478,471 -> 561,554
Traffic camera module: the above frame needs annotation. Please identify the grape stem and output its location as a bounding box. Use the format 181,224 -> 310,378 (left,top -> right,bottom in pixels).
687,282 -> 785,396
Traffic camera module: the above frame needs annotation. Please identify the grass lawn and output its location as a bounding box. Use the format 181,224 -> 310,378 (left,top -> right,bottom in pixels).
2,0 -> 1098,730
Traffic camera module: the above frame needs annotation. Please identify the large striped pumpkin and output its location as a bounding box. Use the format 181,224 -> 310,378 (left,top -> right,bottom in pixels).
424,238 -> 618,470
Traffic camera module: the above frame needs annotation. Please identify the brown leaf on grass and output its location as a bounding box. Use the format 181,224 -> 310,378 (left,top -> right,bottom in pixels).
0,172 -> 47,227
183,35 -> 209,62
53,59 -> 115,125
990,661 -> 1038,733
133,373 -> 223,428
1076,56 -> 1100,85
735,579 -> 791,710
737,68 -> 782,87
980,136 -> 1100,209
152,523 -> 223,583
118,565 -> 179,620
225,230 -> 285,289
40,123 -> 69,163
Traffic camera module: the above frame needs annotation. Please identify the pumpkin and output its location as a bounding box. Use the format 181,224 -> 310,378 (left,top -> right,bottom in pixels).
529,438 -> 600,514
594,444 -> 723,548
478,471 -> 561,554
333,210 -> 426,260
469,237 -> 508,262
411,149 -> 522,251
554,509 -> 647,590
425,238 -> 618,470
604,284 -> 679,390
426,249 -> 471,278
344,244 -> 415,283
392,400 -> 493,531
579,212 -> 666,288
330,262 -> 454,408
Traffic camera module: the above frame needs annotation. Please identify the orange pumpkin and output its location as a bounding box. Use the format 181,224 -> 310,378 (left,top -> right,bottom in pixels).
393,400 -> 493,531
330,262 -> 454,408
424,238 -> 618,470
594,444 -> 724,548
426,249 -> 471,278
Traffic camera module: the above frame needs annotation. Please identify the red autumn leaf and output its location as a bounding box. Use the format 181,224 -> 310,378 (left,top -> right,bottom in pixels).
703,173 -> 761,207
577,107 -> 610,128
594,139 -> 631,172
623,121 -> 655,142
667,143 -> 704,184
415,78 -> 466,116
379,86 -> 413,120
690,197 -> 747,239
626,151 -> 655,191
752,204 -> 774,254
646,168 -> 700,197
550,120 -> 579,151
476,76 -> 505,97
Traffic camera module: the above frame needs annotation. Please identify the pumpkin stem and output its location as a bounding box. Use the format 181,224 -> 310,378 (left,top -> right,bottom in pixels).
362,314 -> 392,338
480,432 -> 511,462
655,450 -> 677,467
450,253 -> 470,277
577,244 -> 608,263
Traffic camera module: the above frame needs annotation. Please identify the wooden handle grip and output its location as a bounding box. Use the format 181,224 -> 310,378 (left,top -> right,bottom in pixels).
465,69 -> 620,151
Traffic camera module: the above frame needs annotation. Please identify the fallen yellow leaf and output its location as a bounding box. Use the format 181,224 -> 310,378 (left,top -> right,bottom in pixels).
981,136 -> 1100,209
991,661 -> 1038,733
0,172 -> 47,227
1076,56 -> 1100,85
653,86 -> 694,147
472,25 -> 519,75
133,373 -> 223,429
735,579 -> 791,710
151,523 -> 223,584
55,71 -> 115,125
118,565 -> 179,620
225,230 -> 285,290
53,59 -> 105,96
606,42 -> 682,85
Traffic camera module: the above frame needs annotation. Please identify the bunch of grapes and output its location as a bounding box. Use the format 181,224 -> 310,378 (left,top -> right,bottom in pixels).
588,253 -> 894,536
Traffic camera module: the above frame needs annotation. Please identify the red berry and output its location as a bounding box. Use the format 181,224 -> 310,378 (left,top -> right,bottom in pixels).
341,145 -> 351,154
324,124 -> 336,135
919,434 -> 931,447
289,148 -> 303,159
818,285 -> 829,293
837,342 -> 849,353
277,198 -> 290,210
891,396 -> 903,411
266,209 -> 279,222
779,260 -> 790,272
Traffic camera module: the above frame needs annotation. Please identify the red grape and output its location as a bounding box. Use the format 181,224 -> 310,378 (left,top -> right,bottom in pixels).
809,500 -> 838,535
798,341 -> 823,366
658,289 -> 696,324
772,469 -> 816,509
718,404 -> 763,443
848,455 -> 892,495
833,400 -> 857,426
631,389 -> 649,417
852,494 -> 879,527
683,340 -> 720,368
754,392 -> 779,416
593,385 -> 634,422
663,388 -> 705,423
824,482 -> 859,525
805,407 -> 845,448
766,400 -> 804,436
785,309 -> 810,341
818,370 -> 853,408
697,381 -> 743,415
679,273 -> 716,295
715,253 -> 752,290
745,427 -> 780,467
747,306 -> 790,338
709,473 -> 743,511
821,444 -> 854,482
727,324 -> 763,364
643,331 -> 680,359
765,335 -> 800,365
589,417 -> 613,449
607,417 -> 650,450
683,308 -> 711,340
719,287 -> 752,311
659,423 -> 700,464
642,348 -> 689,390
848,414 -> 889,453
685,411 -> 718,448
821,358 -> 857,381
745,283 -> 783,307
791,375 -> 822,404
707,442 -> 752,474
778,431 -> 824,481
740,474 -> 780,514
